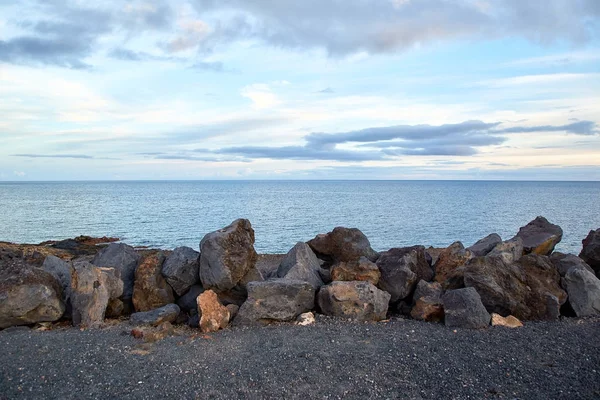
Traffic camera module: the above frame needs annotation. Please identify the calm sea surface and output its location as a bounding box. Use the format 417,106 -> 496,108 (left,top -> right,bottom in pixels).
0,181 -> 598,255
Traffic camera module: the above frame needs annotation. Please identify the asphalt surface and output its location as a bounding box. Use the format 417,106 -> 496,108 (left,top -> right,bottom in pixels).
1,316 -> 599,400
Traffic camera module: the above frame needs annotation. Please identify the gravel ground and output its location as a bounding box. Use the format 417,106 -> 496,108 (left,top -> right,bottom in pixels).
1,316 -> 599,400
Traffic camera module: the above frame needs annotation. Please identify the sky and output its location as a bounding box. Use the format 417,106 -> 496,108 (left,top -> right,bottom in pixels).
1,0 -> 599,181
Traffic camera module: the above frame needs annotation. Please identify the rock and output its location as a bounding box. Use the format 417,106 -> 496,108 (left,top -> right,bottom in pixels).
491,313 -> 523,328
442,287 -> 490,329
105,298 -> 124,318
177,285 -> 204,315
276,242 -> 324,289
130,304 -> 180,327
377,246 -> 433,302
234,279 -> 315,325
132,252 -> 174,312
307,227 -> 378,264
197,290 -> 229,333
487,237 -> 524,264
331,256 -> 380,285
162,246 -> 200,296
561,268 -> 600,317
550,252 -> 595,277
41,255 -> 73,303
91,243 -> 141,300
519,254 -> 567,320
410,297 -> 444,322
187,313 -> 200,328
580,228 -> 600,276
317,281 -> 390,322
514,216 -> 563,256
71,263 -> 123,328
434,242 -> 472,287
425,247 -> 444,267
256,254 -> 286,279
0,262 -> 65,329
467,234 -> 502,257
199,219 -> 258,292
413,280 -> 443,301
297,312 -> 315,326
50,236 -> 118,257
226,304 -> 239,321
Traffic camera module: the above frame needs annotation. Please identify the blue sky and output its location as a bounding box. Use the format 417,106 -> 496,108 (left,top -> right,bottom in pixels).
1,0 -> 599,180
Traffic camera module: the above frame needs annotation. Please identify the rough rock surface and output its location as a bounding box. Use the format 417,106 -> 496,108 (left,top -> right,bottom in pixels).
411,297 -> 444,322
579,228 -> 600,276
129,304 -> 180,327
162,246 -> 200,296
491,313 -> 523,328
255,254 -> 286,279
197,290 -> 230,333
467,234 -> 502,257
487,238 -> 524,265
297,311 -> 315,326
307,227 -> 378,263
177,284 -> 204,315
433,242 -> 472,288
550,252 -> 595,276
413,280 -> 443,301
91,243 -> 141,300
71,262 -> 123,328
276,242 -> 324,289
514,216 -> 563,256
561,268 -> 600,317
318,281 -> 390,321
226,304 -> 239,321
132,252 -> 174,312
199,219 -> 258,292
443,287 -> 490,329
377,246 -> 433,302
0,262 -> 65,329
234,279 -> 315,325
425,247 -> 444,267
331,256 -> 380,285
42,255 -> 73,303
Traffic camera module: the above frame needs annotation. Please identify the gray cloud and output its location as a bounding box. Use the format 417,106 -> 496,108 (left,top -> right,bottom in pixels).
317,87 -> 335,94
497,120 -> 599,135
13,153 -> 94,159
211,146 -> 384,161
191,0 -> 600,55
189,61 -> 226,72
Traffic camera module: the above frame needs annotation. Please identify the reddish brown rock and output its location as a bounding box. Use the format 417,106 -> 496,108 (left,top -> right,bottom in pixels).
491,313 -> 523,328
331,256 -> 380,285
132,252 -> 174,312
410,297 -> 444,322
197,290 -> 230,333
434,242 -> 472,287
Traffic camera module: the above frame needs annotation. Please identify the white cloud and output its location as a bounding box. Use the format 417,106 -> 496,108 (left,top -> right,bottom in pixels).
241,84 -> 281,109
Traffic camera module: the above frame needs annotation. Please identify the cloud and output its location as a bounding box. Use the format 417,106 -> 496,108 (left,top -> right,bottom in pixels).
211,146 -> 384,161
241,84 -> 280,109
11,153 -> 119,160
317,87 -> 335,94
497,121 -> 600,135
189,61 -> 225,72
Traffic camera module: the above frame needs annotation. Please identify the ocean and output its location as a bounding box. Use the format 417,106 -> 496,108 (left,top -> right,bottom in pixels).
0,181 -> 598,255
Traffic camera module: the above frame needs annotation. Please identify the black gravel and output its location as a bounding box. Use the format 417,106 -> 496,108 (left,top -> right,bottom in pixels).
1,316 -> 599,400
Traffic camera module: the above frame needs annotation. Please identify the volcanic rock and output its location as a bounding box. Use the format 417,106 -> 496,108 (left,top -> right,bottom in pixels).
433,242 -> 472,288
317,281 -> 390,322
514,216 -> 563,256
276,242 -> 324,289
377,246 -> 433,302
487,237 -> 524,264
331,256 -> 380,285
580,228 -> 600,276
197,290 -> 230,333
130,304 -> 180,327
442,287 -> 490,329
467,234 -> 502,257
561,267 -> 600,317
91,243 -> 141,300
177,284 -> 204,315
550,252 -> 595,276
491,313 -> 523,328
307,227 -> 378,264
42,255 -> 73,303
162,246 -> 200,296
132,252 -> 174,312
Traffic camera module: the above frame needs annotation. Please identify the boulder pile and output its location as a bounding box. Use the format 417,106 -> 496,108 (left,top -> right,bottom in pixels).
1,216 -> 599,332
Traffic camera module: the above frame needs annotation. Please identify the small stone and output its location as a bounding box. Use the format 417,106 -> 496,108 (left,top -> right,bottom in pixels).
297,312 -> 315,326
491,313 -> 523,328
129,304 -> 180,327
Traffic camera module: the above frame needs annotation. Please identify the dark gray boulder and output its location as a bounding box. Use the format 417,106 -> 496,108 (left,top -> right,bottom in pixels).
377,246 -> 433,302
177,284 -> 205,315
442,287 -> 490,329
561,268 -> 600,317
91,243 -> 141,300
42,255 -> 73,303
487,237 -> 524,264
199,219 -> 258,292
514,216 -> 563,256
318,281 -> 390,321
467,234 -> 502,257
129,303 -> 180,326
234,279 -> 315,326
413,280 -> 443,301
276,242 -> 324,290
550,252 -> 595,277
580,228 -> 600,276
307,227 -> 378,264
162,246 -> 200,296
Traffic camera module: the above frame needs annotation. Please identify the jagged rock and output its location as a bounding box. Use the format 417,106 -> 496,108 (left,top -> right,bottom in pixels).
467,234 -> 502,257
307,227 -> 378,264
197,290 -> 229,333
91,243 -> 141,300
132,252 -> 174,312
550,252 -> 595,277
434,242 -> 472,287
561,268 -> 600,317
487,237 -> 524,264
276,242 -> 324,289
234,279 -> 315,325
106,298 -> 124,318
199,219 -> 258,292
42,255 -> 73,303
317,281 -> 390,322
256,254 -> 286,279
491,313 -> 523,328
411,297 -> 444,322
442,287 -> 490,329
425,247 -> 444,267
297,312 -> 315,326
162,246 -> 200,296
130,304 -> 180,327
580,228 -> 600,276
463,254 -> 566,320
0,262 -> 65,329
514,216 -> 563,256
377,246 -> 433,302
331,256 -> 380,285
413,280 -> 443,301
50,236 -> 118,257
71,262 -> 123,328
177,284 -> 204,315
214,266 -> 264,307
226,304 -> 239,321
